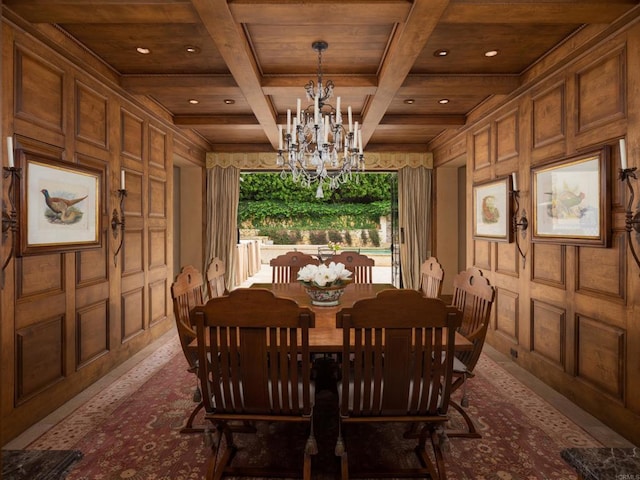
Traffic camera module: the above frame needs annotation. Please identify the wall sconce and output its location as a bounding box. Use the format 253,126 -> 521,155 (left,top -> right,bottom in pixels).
511,173 -> 529,267
111,170 -> 127,267
619,139 -> 640,271
2,137 -> 20,289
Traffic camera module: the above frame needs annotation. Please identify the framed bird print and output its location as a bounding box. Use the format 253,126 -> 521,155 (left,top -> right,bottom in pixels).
472,177 -> 513,243
18,151 -> 102,255
531,148 -> 610,247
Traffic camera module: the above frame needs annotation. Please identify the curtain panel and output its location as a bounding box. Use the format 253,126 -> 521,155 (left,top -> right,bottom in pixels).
205,165 -> 240,290
398,166 -> 432,289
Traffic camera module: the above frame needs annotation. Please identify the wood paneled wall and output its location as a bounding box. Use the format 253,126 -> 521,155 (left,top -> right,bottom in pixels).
0,19 -> 206,443
431,22 -> 640,445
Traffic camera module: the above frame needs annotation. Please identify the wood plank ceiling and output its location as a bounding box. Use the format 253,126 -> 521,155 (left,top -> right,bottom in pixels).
5,0 -> 639,153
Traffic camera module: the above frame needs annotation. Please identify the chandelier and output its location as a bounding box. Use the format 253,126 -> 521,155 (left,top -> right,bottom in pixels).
276,41 -> 365,199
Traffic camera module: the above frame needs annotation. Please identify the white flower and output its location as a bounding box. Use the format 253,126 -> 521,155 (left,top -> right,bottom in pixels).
297,262 -> 352,288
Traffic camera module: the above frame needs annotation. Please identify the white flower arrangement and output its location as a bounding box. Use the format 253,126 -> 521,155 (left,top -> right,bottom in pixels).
297,262 -> 352,288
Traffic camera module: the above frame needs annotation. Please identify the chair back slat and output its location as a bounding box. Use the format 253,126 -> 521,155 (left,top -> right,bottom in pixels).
171,265 -> 205,368
206,257 -> 227,299
194,288 -> 315,416
337,289 -> 461,418
329,251 -> 374,284
419,256 -> 444,298
451,267 -> 495,371
270,251 -> 320,284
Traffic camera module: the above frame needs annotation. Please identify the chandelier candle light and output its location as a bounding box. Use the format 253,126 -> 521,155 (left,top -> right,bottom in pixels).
277,41 -> 365,199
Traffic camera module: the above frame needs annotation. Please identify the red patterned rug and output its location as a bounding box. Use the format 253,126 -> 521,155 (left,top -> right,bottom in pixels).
28,334 -> 600,479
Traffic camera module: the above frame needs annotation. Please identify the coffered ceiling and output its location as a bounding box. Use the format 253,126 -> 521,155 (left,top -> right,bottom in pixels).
5,0 -> 640,153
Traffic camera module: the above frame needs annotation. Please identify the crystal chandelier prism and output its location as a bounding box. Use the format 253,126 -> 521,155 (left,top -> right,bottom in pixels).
276,41 -> 365,199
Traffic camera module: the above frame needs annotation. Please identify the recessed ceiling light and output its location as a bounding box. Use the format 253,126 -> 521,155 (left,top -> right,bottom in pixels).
404,99 -> 415,105
136,47 -> 151,55
224,99 -> 235,105
188,99 -> 199,105
484,50 -> 499,57
438,98 -> 450,104
185,45 -> 201,54
434,49 -> 449,57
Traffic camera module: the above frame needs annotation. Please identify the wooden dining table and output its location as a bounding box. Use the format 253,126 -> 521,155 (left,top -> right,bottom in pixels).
250,282 -> 472,353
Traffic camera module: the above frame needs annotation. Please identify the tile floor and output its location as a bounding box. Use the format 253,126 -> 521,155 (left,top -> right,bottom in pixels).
3,264 -> 635,450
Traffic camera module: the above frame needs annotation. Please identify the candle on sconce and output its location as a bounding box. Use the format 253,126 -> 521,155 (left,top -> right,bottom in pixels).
120,170 -> 126,190
278,125 -> 283,150
296,98 -> 301,122
620,138 -> 628,170
348,106 -> 353,132
512,172 -> 518,191
6,136 -> 14,169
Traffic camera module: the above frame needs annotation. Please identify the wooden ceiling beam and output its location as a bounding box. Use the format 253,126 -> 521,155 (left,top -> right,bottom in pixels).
442,1 -> 637,24
401,75 -> 520,96
360,0 -> 452,146
380,115 -> 465,126
191,0 -> 280,149
174,115 -> 259,126
4,0 -> 198,23
228,1 -> 412,24
121,75 -> 239,94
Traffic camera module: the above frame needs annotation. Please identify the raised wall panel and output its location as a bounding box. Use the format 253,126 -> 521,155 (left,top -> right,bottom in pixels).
148,228 -> 167,269
530,300 -> 565,368
496,241 -> 517,276
14,49 -> 64,132
18,254 -> 64,298
77,240 -> 108,285
531,243 -> 566,287
494,109 -> 519,162
121,288 -> 145,342
576,315 -> 624,400
121,109 -> 144,161
123,229 -> 144,275
15,317 -> 64,403
76,301 -> 109,368
576,233 -> 625,300
532,83 -> 565,149
495,288 -> 518,341
75,81 -> 108,148
123,171 -> 143,217
576,51 -> 625,133
473,240 -> 491,270
149,125 -> 167,170
472,126 -> 491,170
149,279 -> 167,327
148,177 -> 166,218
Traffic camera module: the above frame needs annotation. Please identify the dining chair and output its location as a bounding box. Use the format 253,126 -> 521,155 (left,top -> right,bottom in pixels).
192,288 -> 317,480
419,256 -> 445,299
170,265 -> 206,434
205,257 -> 227,299
270,250 -> 320,283
328,251 -> 374,284
317,245 -> 334,262
335,289 -> 462,480
448,267 -> 495,438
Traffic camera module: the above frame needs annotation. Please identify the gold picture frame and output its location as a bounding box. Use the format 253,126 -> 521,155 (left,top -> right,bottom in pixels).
472,176 -> 513,243
531,148 -> 610,247
18,151 -> 102,256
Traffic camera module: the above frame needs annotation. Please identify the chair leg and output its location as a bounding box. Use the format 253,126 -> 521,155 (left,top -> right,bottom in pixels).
446,399 -> 482,438
415,425 -> 445,480
340,452 -> 349,480
180,401 -> 205,434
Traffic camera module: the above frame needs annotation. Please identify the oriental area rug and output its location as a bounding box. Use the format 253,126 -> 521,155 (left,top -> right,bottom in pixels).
26,334 -> 601,479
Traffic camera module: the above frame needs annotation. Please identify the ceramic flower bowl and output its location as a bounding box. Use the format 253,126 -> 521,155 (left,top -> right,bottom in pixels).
301,282 -> 349,306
